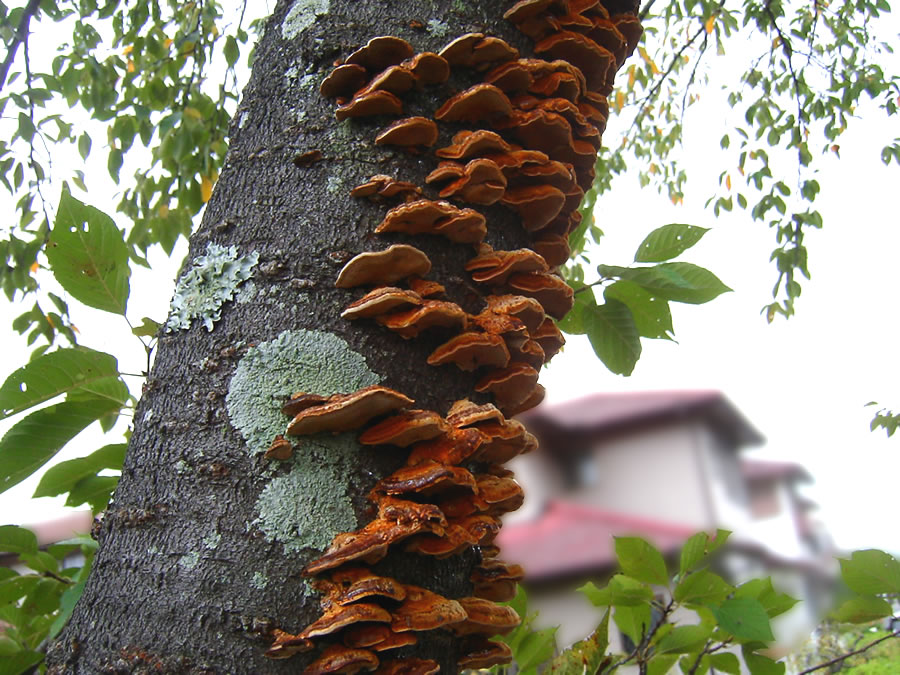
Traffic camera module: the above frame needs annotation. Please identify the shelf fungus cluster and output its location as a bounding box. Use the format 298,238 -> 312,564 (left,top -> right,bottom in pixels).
268,1 -> 641,672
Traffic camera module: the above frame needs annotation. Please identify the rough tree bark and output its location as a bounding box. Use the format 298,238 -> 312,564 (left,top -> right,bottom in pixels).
46,0 -> 639,672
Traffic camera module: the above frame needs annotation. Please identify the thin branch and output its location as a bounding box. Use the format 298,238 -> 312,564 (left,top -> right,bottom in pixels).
0,0 -> 42,93
639,0 -> 658,21
797,628 -> 900,675
630,1 -> 726,133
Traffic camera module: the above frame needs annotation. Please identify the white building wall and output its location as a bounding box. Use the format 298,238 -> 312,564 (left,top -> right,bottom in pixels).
577,422 -> 713,529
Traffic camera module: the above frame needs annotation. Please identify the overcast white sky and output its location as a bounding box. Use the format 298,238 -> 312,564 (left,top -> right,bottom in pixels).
1,2 -> 899,555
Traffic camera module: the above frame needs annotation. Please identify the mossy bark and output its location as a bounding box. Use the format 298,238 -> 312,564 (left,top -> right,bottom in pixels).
47,1 -> 542,672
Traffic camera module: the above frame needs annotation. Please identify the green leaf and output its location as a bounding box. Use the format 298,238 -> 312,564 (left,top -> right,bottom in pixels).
557,284 -> 594,335
741,646 -> 785,675
585,300 -> 641,375
656,624 -> 711,654
0,525 -> 37,555
615,537 -> 668,585
614,603 -> 652,646
549,611 -> 610,675
604,280 -> 674,340
674,570 -> 733,606
647,654 -> 679,675
515,627 -> 558,672
0,575 -> 40,605
831,595 -> 894,623
634,224 -> 710,262
839,549 -> 900,595
223,35 -> 240,67
713,598 -> 774,642
709,653 -> 740,675
34,443 -> 126,498
65,474 -> 119,511
77,132 -> 91,160
131,316 -> 161,337
679,530 -> 730,576
0,649 -> 43,675
598,263 -> 732,305
0,399 -> 122,494
579,575 -> 655,607
46,186 -> 130,314
0,347 -> 121,420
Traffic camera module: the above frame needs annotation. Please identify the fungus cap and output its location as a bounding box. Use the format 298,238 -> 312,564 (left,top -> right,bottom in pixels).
435,130 -> 514,160
336,245 -> 432,288
505,272 -> 574,319
320,64 -> 368,99
359,410 -> 449,448
446,399 -> 506,428
390,585 -> 468,632
405,427 -> 486,467
286,385 -> 414,436
458,639 -> 514,669
374,460 -> 477,497
304,645 -> 379,675
300,603 -> 393,639
341,287 -> 423,320
406,52 -> 450,85
427,332 -> 511,371
265,434 -> 294,460
265,629 -> 314,660
376,300 -> 468,339
434,84 -> 513,124
343,625 -> 418,652
346,36 -> 414,72
475,362 -> 540,411
375,117 -> 439,148
453,597 -> 521,636
351,175 -> 423,202
335,90 -> 404,121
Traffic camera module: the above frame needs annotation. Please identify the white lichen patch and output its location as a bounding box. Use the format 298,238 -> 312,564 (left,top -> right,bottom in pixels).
282,0 -> 330,40
226,329 -> 378,456
253,432 -> 359,554
166,242 -> 259,332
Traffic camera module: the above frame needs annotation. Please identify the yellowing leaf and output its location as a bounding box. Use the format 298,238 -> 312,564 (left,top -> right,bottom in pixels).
628,66 -> 635,87
705,15 -> 716,33
122,45 -> 133,55
649,163 -> 659,175
773,36 -> 782,48
726,174 -> 732,190
164,38 -> 173,49
184,106 -> 203,120
127,59 -> 135,73
30,262 -> 39,273
158,204 -> 170,218
615,91 -> 625,110
211,25 -> 219,37
201,175 -> 214,203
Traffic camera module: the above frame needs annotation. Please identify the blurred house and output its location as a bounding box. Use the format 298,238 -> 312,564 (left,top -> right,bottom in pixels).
499,390 -> 835,649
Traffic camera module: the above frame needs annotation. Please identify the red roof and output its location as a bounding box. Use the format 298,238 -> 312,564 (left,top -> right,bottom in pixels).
520,390 -> 764,449
496,501 -> 698,581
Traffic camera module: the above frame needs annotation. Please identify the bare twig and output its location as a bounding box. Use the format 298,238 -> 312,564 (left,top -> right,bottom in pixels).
797,628 -> 900,675
0,0 -> 42,93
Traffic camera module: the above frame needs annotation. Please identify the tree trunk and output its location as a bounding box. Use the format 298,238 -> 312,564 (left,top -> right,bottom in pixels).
46,0 -> 639,672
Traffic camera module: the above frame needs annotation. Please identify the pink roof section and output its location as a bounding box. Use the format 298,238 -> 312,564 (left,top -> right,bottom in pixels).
521,390 -> 765,448
741,458 -> 813,483
496,500 -> 699,581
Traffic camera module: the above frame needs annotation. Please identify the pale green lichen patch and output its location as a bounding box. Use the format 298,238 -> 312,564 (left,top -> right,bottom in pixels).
203,531 -> 222,549
427,19 -> 450,36
226,329 -> 378,456
179,551 -> 200,570
251,571 -> 268,590
166,242 -> 259,332
282,0 -> 330,40
253,432 -> 359,554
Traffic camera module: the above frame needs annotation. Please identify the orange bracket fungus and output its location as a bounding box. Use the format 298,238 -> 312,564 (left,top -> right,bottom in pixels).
265,1 -> 643,668
335,245 -> 432,288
